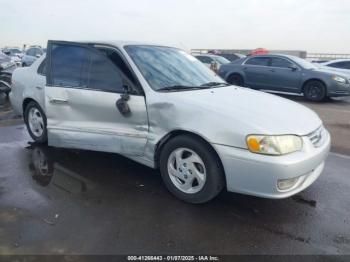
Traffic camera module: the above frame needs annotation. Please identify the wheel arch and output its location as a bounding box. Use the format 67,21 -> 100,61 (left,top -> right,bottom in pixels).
301,78 -> 327,93
154,130 -> 226,184
22,97 -> 39,114
227,72 -> 244,81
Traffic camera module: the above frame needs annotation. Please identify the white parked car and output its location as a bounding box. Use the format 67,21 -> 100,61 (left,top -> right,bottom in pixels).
10,40 -> 330,203
319,59 -> 350,74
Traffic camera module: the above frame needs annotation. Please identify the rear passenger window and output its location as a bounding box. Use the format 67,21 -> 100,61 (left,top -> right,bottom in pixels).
50,43 -> 124,93
51,44 -> 89,87
270,57 -> 293,68
245,57 -> 270,66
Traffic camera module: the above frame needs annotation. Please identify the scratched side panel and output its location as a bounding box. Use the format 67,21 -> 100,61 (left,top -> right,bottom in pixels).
46,86 -> 149,157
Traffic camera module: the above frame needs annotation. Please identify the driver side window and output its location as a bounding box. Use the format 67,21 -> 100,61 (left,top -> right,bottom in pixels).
50,43 -> 128,93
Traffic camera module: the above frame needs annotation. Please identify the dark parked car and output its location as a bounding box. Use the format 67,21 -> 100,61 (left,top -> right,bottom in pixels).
0,52 -> 16,95
219,54 -> 350,101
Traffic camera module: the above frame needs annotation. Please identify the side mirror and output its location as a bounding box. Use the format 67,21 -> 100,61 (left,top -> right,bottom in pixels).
116,83 -> 131,117
36,54 -> 41,58
289,65 -> 298,71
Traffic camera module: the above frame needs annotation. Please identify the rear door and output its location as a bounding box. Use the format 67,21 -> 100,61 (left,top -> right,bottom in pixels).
45,41 -> 149,156
242,56 -> 271,89
266,57 -> 302,92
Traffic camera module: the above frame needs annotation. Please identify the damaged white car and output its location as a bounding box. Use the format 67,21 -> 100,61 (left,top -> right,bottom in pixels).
10,40 -> 330,203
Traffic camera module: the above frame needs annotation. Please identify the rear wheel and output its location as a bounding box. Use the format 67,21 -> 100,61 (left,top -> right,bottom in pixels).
24,101 -> 47,143
159,135 -> 225,204
303,80 -> 326,102
227,74 -> 244,87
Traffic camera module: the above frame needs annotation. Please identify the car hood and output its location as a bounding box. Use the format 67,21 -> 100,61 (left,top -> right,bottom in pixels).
152,86 -> 322,147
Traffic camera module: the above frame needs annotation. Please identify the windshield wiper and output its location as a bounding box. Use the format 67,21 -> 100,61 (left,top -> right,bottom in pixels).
157,85 -> 210,92
200,82 -> 230,87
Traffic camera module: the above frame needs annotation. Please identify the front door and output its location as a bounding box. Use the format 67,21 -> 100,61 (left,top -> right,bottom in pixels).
45,41 -> 149,156
265,57 -> 302,92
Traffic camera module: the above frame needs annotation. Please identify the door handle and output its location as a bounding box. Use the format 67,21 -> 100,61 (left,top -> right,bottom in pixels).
49,98 -> 68,104
36,86 -> 43,90
269,69 -> 275,72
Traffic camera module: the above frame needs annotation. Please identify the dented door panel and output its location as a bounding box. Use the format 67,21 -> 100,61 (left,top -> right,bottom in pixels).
46,86 -> 148,156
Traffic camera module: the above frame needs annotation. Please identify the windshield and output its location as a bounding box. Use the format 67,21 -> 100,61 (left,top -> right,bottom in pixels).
10,48 -> 21,54
290,56 -> 317,69
125,45 -> 226,91
214,56 -> 230,64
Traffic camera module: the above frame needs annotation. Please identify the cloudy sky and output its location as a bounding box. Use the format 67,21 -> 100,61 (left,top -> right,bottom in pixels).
1,0 -> 349,53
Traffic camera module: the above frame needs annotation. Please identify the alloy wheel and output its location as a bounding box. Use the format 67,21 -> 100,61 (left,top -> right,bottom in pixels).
167,148 -> 206,194
28,107 -> 45,137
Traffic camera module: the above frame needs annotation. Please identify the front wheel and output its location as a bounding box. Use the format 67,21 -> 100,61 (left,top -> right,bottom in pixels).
159,135 -> 225,204
227,74 -> 244,87
24,101 -> 48,143
303,81 -> 327,102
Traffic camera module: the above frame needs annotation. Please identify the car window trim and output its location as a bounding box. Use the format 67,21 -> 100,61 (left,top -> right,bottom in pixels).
46,40 -> 144,96
243,56 -> 271,67
243,56 -> 301,70
37,58 -> 46,76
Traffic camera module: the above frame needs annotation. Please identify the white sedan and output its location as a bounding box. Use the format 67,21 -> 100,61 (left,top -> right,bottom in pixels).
10,40 -> 330,203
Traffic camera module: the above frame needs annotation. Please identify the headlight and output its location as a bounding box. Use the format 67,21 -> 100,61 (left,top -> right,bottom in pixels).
332,75 -> 347,84
246,135 -> 303,155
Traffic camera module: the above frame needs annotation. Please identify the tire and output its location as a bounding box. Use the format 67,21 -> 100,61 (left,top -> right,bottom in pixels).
303,80 -> 327,102
24,101 -> 48,143
227,73 -> 244,87
159,135 -> 225,204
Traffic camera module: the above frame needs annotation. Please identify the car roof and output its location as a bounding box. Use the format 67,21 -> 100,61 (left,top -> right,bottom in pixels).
194,54 -> 222,58
49,40 -> 173,49
247,54 -> 298,59
322,59 -> 350,64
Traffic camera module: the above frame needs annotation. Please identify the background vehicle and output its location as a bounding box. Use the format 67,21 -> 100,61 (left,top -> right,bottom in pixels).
2,47 -> 23,66
219,54 -> 350,101
0,53 -> 16,95
195,54 -> 230,71
219,53 -> 246,62
10,41 -> 330,204
21,46 -> 45,67
318,59 -> 350,74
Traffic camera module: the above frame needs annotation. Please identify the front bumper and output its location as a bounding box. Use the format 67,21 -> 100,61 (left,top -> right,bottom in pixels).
328,82 -> 350,97
213,129 -> 331,199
